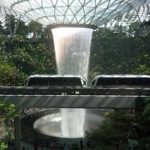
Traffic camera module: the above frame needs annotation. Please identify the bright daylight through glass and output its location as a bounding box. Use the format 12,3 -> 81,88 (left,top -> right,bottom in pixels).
0,0 -> 150,26
0,0 -> 150,149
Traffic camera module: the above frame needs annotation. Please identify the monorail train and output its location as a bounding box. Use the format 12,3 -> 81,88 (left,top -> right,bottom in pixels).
91,75 -> 150,88
25,74 -> 86,87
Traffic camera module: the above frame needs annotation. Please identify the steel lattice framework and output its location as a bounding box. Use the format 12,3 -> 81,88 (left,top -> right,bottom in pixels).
0,0 -> 150,27
0,6 -> 15,22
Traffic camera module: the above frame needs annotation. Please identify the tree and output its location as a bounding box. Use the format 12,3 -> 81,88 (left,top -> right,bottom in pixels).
0,21 -> 6,35
0,101 -> 18,150
4,15 -> 21,37
0,17 -> 56,85
89,21 -> 150,79
86,98 -> 150,150
0,63 -> 26,86
26,21 -> 44,40
86,110 -> 135,150
134,98 -> 150,150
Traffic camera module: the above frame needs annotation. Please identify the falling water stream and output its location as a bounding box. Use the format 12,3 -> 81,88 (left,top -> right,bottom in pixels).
60,108 -> 86,138
52,27 -> 93,138
52,27 -> 93,80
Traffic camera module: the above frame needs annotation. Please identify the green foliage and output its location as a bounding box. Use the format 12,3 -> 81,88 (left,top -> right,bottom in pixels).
0,101 -> 18,119
135,98 -> 150,150
0,63 -> 26,86
86,110 -> 135,150
1,16 -> 150,84
133,52 -> 150,74
0,15 -> 56,85
89,22 -> 150,78
0,14 -> 150,149
0,21 -> 6,35
86,99 -> 150,150
4,15 -> 18,37
0,142 -> 8,150
0,101 -> 18,150
26,21 -> 44,39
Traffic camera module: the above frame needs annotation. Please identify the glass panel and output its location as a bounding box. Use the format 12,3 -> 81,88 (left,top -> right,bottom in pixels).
86,1 -> 96,7
44,7 -> 54,16
71,1 -> 83,7
0,0 -> 149,26
65,8 -> 74,16
55,6 -> 68,15
85,7 -> 95,17
56,0 -> 68,7
55,16 -> 64,23
29,0 -> 41,9
48,77 -> 83,86
35,9 -> 45,17
42,0 -> 52,7
70,6 -> 82,14
145,78 -> 150,86
43,17 -> 56,23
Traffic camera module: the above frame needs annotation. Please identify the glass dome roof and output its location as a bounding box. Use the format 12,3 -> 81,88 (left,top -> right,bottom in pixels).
0,6 -> 16,22
0,0 -> 150,26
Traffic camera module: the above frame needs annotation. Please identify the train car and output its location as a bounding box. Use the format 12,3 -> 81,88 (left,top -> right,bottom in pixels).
25,74 -> 86,88
91,75 -> 150,88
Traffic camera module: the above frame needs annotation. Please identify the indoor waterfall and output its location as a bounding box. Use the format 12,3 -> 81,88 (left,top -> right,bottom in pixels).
52,27 -> 93,80
52,27 -> 93,138
61,108 -> 86,138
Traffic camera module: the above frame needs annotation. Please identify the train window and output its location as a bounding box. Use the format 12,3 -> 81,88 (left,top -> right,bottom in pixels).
48,77 -> 83,86
91,75 -> 150,87
27,77 -> 49,86
96,78 -> 116,86
25,75 -> 86,87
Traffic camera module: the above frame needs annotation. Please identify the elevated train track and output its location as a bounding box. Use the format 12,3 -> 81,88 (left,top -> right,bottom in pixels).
0,86 -> 149,108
